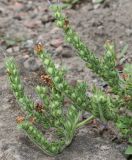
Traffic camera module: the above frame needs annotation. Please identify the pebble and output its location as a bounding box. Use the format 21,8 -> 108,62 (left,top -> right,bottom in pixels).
24,39 -> 34,48
50,27 -> 60,34
94,4 -> 101,9
100,145 -> 110,150
50,39 -> 63,48
92,0 -> 102,9
125,28 -> 132,36
62,49 -> 73,58
6,48 -> 13,54
13,46 -> 19,52
23,57 -> 41,71
83,112 -> 92,119
24,20 -> 42,29
41,15 -> 51,24
0,104 -> 11,111
0,67 -> 6,76
0,7 -> 4,14
55,46 -> 63,54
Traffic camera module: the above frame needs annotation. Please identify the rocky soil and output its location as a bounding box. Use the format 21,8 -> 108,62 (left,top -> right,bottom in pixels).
0,0 -> 132,160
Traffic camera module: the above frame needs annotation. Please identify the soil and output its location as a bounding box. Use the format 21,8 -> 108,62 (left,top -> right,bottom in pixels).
0,0 -> 132,160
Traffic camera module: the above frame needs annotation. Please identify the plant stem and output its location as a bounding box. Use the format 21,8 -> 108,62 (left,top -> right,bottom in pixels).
76,115 -> 94,129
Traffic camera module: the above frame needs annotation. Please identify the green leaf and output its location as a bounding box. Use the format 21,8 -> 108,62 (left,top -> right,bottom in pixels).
125,145 -> 132,155
93,0 -> 105,4
120,44 -> 128,58
129,138 -> 132,144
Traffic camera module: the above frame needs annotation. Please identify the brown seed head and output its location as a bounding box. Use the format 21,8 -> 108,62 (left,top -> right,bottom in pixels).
29,116 -> 36,124
34,42 -> 44,53
6,70 -> 11,76
16,116 -> 24,124
121,73 -> 128,80
40,74 -> 53,87
35,103 -> 45,113
124,95 -> 132,102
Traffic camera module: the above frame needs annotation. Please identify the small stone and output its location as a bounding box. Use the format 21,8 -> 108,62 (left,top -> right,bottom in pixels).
23,57 -> 41,71
41,15 -> 50,24
23,55 -> 30,60
94,4 -> 101,9
126,110 -> 132,117
24,20 -> 42,29
119,107 -> 126,114
13,46 -> 19,52
10,2 -> 24,11
100,145 -> 110,150
50,39 -> 63,48
50,27 -> 60,34
6,48 -> 13,54
0,104 -> 11,111
55,46 -> 63,54
0,7 -> 4,14
92,0 -> 97,3
126,28 -> 132,36
0,67 -> 6,76
24,39 -> 34,48
82,112 -> 92,119
62,50 -> 73,58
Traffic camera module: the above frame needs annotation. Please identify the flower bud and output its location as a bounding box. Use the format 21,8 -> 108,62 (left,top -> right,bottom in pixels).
66,37 -> 71,42
77,97 -> 82,104
56,20 -> 63,28
80,50 -> 85,57
58,83 -> 64,90
54,76 -> 61,83
32,129 -> 37,136
18,84 -> 23,91
55,12 -> 61,19
47,67 -> 54,75
71,93 -> 76,99
44,59 -> 50,65
54,101 -> 60,107
36,134 -> 42,142
28,125 -> 34,133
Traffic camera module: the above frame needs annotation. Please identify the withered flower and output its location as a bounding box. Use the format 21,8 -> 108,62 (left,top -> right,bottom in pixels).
29,116 -> 36,124
16,116 -> 24,124
124,95 -> 132,102
6,70 -> 11,76
34,41 -> 44,53
121,73 -> 128,80
64,19 -> 69,30
35,102 -> 45,113
40,74 -> 53,87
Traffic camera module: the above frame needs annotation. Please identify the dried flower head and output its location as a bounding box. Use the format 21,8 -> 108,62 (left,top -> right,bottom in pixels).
121,73 -> 128,80
35,102 -> 45,113
34,41 -> 44,53
29,116 -> 36,124
124,95 -> 132,102
16,116 -> 24,124
6,70 -> 11,76
116,64 -> 124,72
64,19 -> 69,30
40,74 -> 53,87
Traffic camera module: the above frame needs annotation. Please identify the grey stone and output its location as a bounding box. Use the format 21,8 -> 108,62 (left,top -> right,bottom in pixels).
24,39 -> 34,49
23,57 -> 41,71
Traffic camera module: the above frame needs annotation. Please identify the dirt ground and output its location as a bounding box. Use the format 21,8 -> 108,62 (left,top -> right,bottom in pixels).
0,0 -> 132,159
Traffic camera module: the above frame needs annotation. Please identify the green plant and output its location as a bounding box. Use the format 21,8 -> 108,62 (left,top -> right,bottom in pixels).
93,0 -> 105,4
61,0 -> 81,8
5,2 -> 132,156
125,138 -> 132,158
